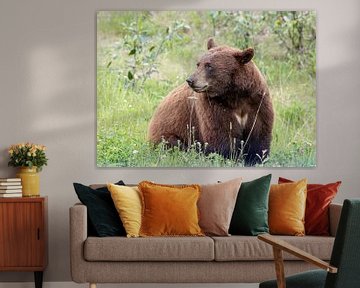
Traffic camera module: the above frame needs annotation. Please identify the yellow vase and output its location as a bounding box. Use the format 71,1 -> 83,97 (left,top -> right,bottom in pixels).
16,167 -> 40,197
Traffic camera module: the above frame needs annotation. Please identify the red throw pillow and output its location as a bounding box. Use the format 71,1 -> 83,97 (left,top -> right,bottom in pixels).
278,177 -> 341,236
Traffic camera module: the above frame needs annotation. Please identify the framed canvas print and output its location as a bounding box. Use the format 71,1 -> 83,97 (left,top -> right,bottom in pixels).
97,11 -> 316,167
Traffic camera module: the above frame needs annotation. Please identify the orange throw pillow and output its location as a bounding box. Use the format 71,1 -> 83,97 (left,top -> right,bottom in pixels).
269,179 -> 307,236
278,177 -> 341,235
138,181 -> 204,237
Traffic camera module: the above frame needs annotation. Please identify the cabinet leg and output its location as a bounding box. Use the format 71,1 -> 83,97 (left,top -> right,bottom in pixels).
34,271 -> 43,288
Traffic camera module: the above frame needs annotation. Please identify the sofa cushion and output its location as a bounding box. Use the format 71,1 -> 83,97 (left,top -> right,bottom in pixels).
212,236 -> 334,261
84,236 -> 214,261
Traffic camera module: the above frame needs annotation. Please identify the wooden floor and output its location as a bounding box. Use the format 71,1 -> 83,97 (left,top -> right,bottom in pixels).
0,283 -> 259,288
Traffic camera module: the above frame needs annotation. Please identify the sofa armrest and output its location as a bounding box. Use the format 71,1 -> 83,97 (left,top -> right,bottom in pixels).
329,203 -> 342,237
69,203 -> 88,283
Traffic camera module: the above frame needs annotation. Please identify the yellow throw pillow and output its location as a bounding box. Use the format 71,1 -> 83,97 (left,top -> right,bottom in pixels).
138,181 -> 204,237
107,183 -> 142,238
269,179 -> 307,236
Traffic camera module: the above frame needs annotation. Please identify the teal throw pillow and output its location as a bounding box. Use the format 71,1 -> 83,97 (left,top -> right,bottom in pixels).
229,174 -> 272,236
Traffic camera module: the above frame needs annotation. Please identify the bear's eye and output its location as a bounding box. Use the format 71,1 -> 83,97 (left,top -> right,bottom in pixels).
196,62 -> 200,68
205,63 -> 212,70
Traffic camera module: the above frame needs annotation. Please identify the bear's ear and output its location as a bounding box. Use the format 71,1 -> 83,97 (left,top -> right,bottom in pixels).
207,38 -> 216,50
234,48 -> 254,64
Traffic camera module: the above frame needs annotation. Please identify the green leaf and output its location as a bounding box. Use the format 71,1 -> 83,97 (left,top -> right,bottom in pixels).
127,71 -> 134,80
129,48 -> 136,55
106,61 -> 112,68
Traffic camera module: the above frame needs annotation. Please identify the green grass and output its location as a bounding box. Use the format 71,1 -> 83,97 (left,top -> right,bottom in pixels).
96,11 -> 316,167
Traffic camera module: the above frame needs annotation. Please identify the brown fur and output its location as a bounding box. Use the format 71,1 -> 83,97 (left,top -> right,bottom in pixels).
148,39 -> 274,166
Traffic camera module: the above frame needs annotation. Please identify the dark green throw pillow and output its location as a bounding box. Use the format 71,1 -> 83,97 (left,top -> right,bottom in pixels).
229,174 -> 272,236
73,181 -> 126,237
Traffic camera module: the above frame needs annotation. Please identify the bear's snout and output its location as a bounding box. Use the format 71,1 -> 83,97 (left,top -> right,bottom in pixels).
186,77 -> 195,87
186,75 -> 208,93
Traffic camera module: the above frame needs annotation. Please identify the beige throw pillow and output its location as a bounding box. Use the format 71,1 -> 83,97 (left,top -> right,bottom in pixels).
198,178 -> 242,236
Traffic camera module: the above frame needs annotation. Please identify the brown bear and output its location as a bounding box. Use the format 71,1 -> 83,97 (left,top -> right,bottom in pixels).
148,38 -> 274,166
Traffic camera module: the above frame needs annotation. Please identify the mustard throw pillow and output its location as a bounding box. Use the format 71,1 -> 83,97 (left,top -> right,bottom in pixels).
269,179 -> 307,236
138,181 -> 204,237
107,183 -> 142,238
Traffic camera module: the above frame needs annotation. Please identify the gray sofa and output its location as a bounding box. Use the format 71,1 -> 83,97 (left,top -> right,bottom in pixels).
70,202 -> 342,288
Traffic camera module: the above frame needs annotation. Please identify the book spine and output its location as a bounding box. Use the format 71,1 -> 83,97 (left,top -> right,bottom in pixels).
0,178 -> 21,182
0,190 -> 23,193
0,183 -> 22,186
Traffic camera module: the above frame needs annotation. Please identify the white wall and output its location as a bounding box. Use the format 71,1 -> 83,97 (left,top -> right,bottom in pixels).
0,0 -> 360,283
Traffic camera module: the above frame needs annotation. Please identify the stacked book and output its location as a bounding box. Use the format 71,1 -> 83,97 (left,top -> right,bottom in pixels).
0,178 -> 22,197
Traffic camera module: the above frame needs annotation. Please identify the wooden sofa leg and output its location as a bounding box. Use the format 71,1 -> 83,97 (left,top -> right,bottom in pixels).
89,283 -> 96,288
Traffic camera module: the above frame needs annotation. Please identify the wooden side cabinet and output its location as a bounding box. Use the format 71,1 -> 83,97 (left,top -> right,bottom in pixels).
0,197 -> 47,288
